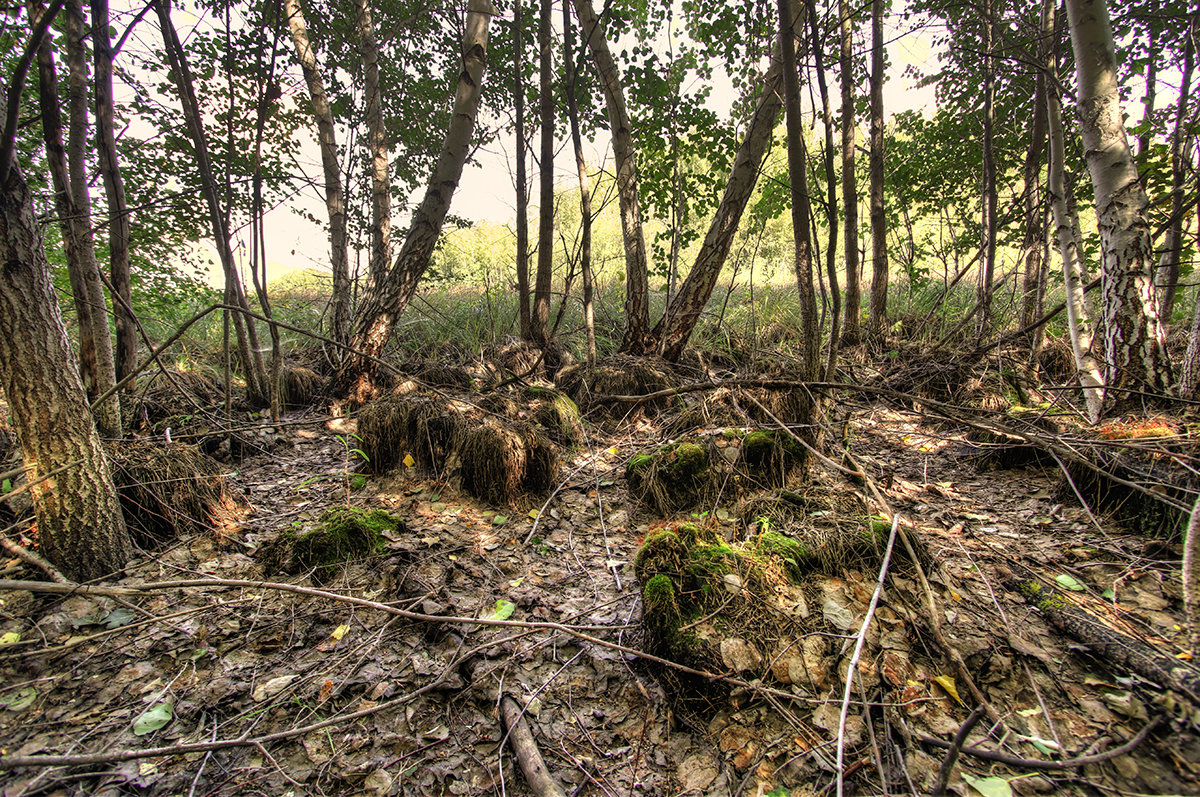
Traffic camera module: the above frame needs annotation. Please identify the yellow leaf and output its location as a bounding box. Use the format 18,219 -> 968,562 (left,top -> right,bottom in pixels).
331,624 -> 349,641
0,632 -> 19,645
528,509 -> 540,519
933,675 -> 963,706
403,453 -> 415,468
607,447 -> 619,456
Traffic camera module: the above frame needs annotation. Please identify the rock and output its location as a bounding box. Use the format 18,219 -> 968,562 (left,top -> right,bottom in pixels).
678,753 -> 719,791
720,637 -> 763,674
722,573 -> 743,593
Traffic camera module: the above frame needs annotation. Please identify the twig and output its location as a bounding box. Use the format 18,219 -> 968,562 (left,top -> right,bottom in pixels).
836,515 -> 899,797
499,696 -> 567,797
931,705 -> 986,796
917,716 -> 1163,771
0,535 -> 67,582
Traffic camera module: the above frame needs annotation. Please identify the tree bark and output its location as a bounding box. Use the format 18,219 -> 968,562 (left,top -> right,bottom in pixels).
976,7 -> 998,341
779,0 -> 819,382
1047,0 -> 1104,422
1019,28 -> 1050,332
1154,13 -> 1195,325
157,0 -> 269,405
0,162 -> 132,581
839,0 -> 860,346
334,0 -> 495,402
867,0 -> 888,341
563,2 -> 595,367
285,0 -> 350,348
570,0 -> 650,354
514,0 -> 530,337
91,0 -> 136,388
358,0 -> 391,294
1066,0 -> 1171,400
30,0 -> 121,437
653,45 -> 785,361
529,0 -> 554,344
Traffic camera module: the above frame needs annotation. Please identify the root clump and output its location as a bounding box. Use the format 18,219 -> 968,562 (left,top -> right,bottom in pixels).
258,506 -> 400,584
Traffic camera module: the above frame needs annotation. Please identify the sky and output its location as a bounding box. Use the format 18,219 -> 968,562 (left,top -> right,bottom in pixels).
193,4 -> 943,286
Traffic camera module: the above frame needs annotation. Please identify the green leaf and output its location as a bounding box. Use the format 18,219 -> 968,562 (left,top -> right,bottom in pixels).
485,599 -> 516,621
104,608 -> 137,629
961,773 -> 1013,797
0,686 -> 37,712
132,703 -> 174,736
1101,588 -> 1115,601
492,515 -> 509,525
1055,574 -> 1086,592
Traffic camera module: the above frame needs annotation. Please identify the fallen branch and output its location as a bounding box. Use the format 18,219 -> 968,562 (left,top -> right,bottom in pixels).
500,696 -> 567,797
918,716 -> 1163,771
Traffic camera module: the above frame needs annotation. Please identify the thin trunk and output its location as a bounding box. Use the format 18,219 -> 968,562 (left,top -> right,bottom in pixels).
654,42 -> 785,360
1020,22 -> 1050,330
1066,0 -> 1170,399
805,0 -> 840,380
779,0 -> 819,381
1047,0 -> 1103,421
358,0 -> 391,293
571,0 -> 650,354
335,0 -> 494,402
1156,13 -> 1196,324
157,0 -> 269,404
530,0 -> 553,344
1138,23 -> 1157,158
514,0 -> 530,336
285,0 -> 350,348
65,0 -> 120,431
563,1 -> 595,366
839,0 -> 860,346
30,0 -> 120,437
976,8 -> 998,341
867,0 -> 887,340
0,160 -> 132,581
91,0 -> 136,388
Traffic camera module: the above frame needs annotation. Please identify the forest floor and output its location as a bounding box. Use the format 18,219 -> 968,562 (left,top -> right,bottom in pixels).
1,357 -> 1199,796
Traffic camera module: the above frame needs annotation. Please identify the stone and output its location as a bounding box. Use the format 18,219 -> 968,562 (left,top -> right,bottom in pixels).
678,753 -> 719,791
720,637 -> 764,674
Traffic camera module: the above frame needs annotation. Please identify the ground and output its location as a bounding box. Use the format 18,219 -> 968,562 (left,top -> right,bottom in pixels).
0,389 -> 1198,796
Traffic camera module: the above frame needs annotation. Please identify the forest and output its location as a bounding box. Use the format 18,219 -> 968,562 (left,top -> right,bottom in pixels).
1,0 -> 1199,793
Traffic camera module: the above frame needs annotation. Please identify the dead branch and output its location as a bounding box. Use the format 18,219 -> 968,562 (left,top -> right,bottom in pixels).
500,696 -> 567,797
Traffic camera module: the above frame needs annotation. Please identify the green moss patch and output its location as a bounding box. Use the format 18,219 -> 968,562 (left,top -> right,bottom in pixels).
626,438 -> 716,514
259,506 -> 401,584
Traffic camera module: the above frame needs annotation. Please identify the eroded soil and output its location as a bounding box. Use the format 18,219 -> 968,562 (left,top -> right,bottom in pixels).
1,398 -> 1198,796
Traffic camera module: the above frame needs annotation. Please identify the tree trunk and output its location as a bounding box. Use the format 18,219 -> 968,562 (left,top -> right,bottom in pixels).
839,0 -> 860,346
514,0 -> 530,337
1066,0 -> 1171,400
779,0 -> 819,382
654,45 -> 785,361
334,0 -> 495,402
157,0 -> 269,404
570,0 -> 650,354
1137,23 -> 1157,159
804,0 -> 840,380
0,161 -> 132,581
976,8 -> 998,341
31,0 -> 121,437
358,0 -> 391,293
91,0 -> 136,388
867,0 -> 888,341
563,2 -> 595,367
1019,30 -> 1049,332
529,0 -> 554,344
1047,0 -> 1104,421
1155,12 -> 1195,325
285,0 -> 350,348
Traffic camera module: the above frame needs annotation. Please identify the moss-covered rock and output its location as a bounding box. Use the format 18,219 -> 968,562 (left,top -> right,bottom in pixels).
259,506 -> 401,583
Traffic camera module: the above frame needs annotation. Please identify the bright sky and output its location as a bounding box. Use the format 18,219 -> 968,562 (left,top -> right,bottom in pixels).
195,5 -> 942,285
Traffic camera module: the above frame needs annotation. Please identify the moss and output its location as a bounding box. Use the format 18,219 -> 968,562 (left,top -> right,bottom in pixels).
670,443 -> 709,479
634,528 -> 687,583
753,530 -> 814,578
687,540 -> 738,584
643,574 -> 679,619
529,387 -> 583,447
279,506 -> 400,584
741,429 -> 806,479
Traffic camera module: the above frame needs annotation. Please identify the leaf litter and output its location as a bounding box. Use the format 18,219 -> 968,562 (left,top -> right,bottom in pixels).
0,401 -> 1197,795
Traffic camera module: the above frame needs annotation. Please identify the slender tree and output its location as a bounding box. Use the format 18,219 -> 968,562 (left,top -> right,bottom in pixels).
562,1 -> 596,366
285,0 -> 350,348
1018,26 -> 1050,332
529,0 -> 554,344
91,0 -> 136,387
976,5 -> 998,340
334,0 -> 496,401
1155,13 -> 1196,324
839,0 -> 861,345
571,0 -> 650,353
1066,0 -> 1171,398
867,0 -> 888,340
359,0 -> 391,293
514,0 -> 530,336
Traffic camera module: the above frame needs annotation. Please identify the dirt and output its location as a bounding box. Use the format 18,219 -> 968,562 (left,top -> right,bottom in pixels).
1,395 -> 1198,796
